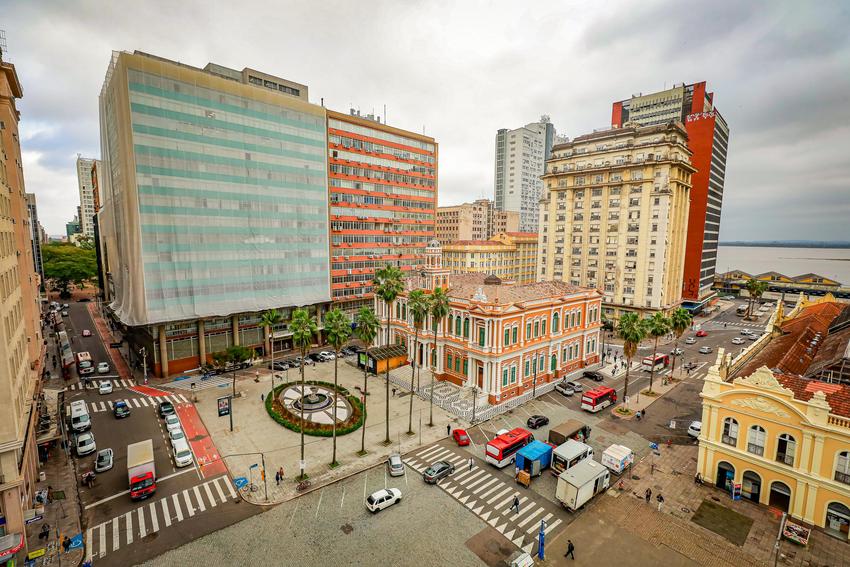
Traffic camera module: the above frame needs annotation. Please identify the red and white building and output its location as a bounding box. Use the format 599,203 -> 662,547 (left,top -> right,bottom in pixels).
375,241 -> 602,405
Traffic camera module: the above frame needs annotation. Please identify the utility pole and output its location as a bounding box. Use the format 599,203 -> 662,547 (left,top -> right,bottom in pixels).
140,347 -> 147,384
471,387 -> 478,423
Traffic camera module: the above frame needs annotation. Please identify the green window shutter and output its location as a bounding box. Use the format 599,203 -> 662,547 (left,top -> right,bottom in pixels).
455,318 -> 461,335
455,357 -> 460,372
577,311 -> 582,326
479,327 -> 485,347
524,360 -> 530,377
502,369 -> 508,387
504,328 -> 510,346
526,323 -> 531,339
551,354 -> 557,371
463,359 -> 468,374
553,313 -> 559,333
534,321 -> 539,338
511,366 -> 516,383
512,327 -> 518,343
532,357 -> 537,374
463,318 -> 469,338
447,354 -> 452,369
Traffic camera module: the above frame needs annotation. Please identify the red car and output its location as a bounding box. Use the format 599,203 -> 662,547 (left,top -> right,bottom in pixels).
452,429 -> 470,446
695,330 -> 708,337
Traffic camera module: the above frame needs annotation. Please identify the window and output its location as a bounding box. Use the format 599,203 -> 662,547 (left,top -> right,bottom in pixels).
512,326 -> 518,344
562,347 -> 568,362
747,425 -> 766,456
526,322 -> 532,340
776,434 -> 796,466
525,359 -> 530,377
463,358 -> 468,375
455,317 -> 461,336
455,357 -> 460,372
577,310 -> 582,326
551,354 -> 557,371
552,312 -> 559,333
534,320 -> 539,338
836,451 -> 850,485
478,327 -> 485,347
532,356 -> 538,374
502,368 -> 508,387
447,354 -> 453,370
510,365 -> 517,384
463,318 -> 469,339
448,315 -> 454,335
504,328 -> 510,346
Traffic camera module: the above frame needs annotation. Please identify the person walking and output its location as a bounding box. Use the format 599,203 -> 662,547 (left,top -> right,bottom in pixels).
656,493 -> 665,512
260,393 -> 265,402
510,494 -> 520,514
564,540 -> 575,560
279,466 -> 284,481
468,457 -> 474,471
447,424 -> 451,437
645,488 -> 652,503
62,536 -> 71,552
275,470 -> 281,486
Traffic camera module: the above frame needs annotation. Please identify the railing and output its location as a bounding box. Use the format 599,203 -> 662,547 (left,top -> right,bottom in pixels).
721,435 -> 737,446
775,453 -> 794,467
835,470 -> 850,485
747,443 -> 764,456
828,415 -> 850,429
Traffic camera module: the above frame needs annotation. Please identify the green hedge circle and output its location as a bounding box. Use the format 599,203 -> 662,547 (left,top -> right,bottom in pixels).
265,380 -> 365,437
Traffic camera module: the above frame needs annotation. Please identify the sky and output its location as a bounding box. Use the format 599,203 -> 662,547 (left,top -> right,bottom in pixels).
5,0 -> 850,240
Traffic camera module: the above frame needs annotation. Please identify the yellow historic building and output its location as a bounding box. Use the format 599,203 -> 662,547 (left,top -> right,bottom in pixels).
442,232 -> 538,284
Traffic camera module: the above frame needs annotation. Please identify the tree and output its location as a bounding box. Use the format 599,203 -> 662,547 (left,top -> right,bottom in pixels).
323,308 -> 351,467
42,243 -> 97,298
261,309 -> 283,389
211,345 -> 252,399
372,264 -> 404,445
617,313 -> 646,409
669,307 -> 693,377
428,287 -> 449,427
290,307 -> 318,480
355,307 -> 380,455
745,279 -> 768,320
406,290 -> 430,435
645,312 -> 671,393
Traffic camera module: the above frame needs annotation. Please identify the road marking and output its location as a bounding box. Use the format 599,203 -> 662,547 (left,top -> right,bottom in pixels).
124,511 -> 133,544
544,518 -> 562,535
529,512 -> 553,534
287,499 -> 300,529
183,490 -> 195,517
137,507 -> 147,538
340,485 -> 346,508
470,477 -> 498,495
160,497 -> 172,527
85,528 -> 93,562
457,470 -> 487,487
478,481 -> 505,500
384,469 -> 387,490
363,471 -> 368,499
465,473 -> 493,491
193,486 -> 206,512
97,523 -> 106,557
204,481 -> 217,507
416,445 -> 448,460
223,475 -> 237,499
171,493 -> 184,521
488,487 -> 513,505
315,489 -> 324,518
111,518 -> 120,551
452,467 -> 479,483
517,506 -> 544,528
213,477 -> 227,503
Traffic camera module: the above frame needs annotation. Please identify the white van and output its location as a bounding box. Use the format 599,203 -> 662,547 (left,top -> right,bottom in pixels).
551,439 -> 594,475
172,439 -> 193,468
68,400 -> 91,432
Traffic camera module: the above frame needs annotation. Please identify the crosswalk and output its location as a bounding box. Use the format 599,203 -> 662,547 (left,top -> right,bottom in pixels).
404,445 -> 566,555
700,320 -> 765,330
85,475 -> 237,562
87,394 -> 190,413
160,375 -> 233,392
67,379 -> 137,391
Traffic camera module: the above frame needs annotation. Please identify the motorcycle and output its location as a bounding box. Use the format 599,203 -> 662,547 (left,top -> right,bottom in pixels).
81,471 -> 96,488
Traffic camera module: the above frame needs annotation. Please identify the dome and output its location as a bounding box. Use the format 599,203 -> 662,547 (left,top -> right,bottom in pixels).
427,239 -> 441,249
484,274 -> 502,285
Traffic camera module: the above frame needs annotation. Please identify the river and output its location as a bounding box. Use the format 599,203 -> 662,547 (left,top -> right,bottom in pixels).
715,246 -> 850,285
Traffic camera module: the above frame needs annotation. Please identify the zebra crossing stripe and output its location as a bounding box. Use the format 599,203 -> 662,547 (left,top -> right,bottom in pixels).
478,481 -> 505,500
137,507 -> 146,539
417,446 -> 448,460
493,492 -> 516,509
112,519 -> 120,551
172,493 -> 184,521
451,467 -> 479,483
487,487 -> 513,505
97,523 -> 106,558
204,482 -> 217,507
223,476 -> 237,499
544,518 -> 562,535
465,474 -> 493,491
124,511 -> 133,545
193,486 -> 206,512
530,513 -> 553,534
457,470 -> 487,487
85,528 -> 93,562
149,501 -> 160,532
183,490 -> 195,517
161,497 -> 172,527
516,506 -> 544,528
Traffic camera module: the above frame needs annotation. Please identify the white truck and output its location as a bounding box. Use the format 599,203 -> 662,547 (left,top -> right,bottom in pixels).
601,444 -> 634,475
555,459 -> 610,511
127,440 -> 156,500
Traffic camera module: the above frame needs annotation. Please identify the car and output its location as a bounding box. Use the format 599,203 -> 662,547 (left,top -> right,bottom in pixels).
387,453 -> 405,476
307,353 -> 322,363
319,351 -> 336,361
82,329 -> 92,337
452,429 -> 470,446
158,401 -> 175,418
164,414 -> 182,433
287,358 -> 302,369
365,488 -> 402,513
94,448 -> 114,472
97,362 -> 110,374
698,346 -> 713,354
496,429 -> 510,436
582,370 -> 604,382
172,440 -> 194,467
554,382 -> 574,396
740,329 -> 752,335
62,303 -> 69,309
75,432 -> 96,456
61,310 -> 68,317
671,348 -> 684,356
687,421 -> 702,439
731,337 -> 745,345
567,381 -> 583,392
748,333 -> 760,341
685,337 -> 697,345
723,295 -> 736,300
269,361 -> 289,371
98,381 -> 113,395
423,461 -> 454,484
526,415 -> 549,429
695,330 -> 708,337
113,401 -> 131,418
169,428 -> 186,445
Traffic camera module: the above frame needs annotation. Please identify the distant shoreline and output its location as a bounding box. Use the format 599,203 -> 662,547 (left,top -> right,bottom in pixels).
720,242 -> 850,249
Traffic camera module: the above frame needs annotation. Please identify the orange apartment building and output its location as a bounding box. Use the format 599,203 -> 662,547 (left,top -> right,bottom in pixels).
375,241 -> 602,405
328,110 -> 438,314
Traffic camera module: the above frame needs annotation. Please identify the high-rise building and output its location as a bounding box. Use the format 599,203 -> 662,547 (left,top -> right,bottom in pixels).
436,198 -> 518,243
0,54 -> 45,552
611,82 -> 729,307
76,156 -> 98,238
98,51 -> 331,376
26,193 -> 44,285
538,122 -> 695,320
442,232 -> 538,284
494,116 -> 558,233
327,109 -> 437,314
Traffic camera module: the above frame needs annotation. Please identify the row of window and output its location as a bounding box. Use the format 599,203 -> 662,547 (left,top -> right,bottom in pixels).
330,164 -> 435,188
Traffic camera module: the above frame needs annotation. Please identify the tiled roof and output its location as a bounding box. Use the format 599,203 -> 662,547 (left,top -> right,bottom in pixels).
445,273 -> 593,304
775,373 -> 850,418
502,232 -> 538,238
807,325 -> 850,376
444,240 -> 507,247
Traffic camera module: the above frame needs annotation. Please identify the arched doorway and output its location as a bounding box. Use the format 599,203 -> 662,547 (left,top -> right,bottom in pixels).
768,481 -> 791,512
716,461 -> 735,491
742,471 -> 762,503
825,502 -> 850,540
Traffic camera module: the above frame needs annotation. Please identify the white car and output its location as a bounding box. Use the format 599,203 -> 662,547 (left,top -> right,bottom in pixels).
365,488 -> 402,513
169,428 -> 186,445
554,381 -> 574,396
172,440 -> 193,468
319,351 -> 335,361
164,414 -> 182,433
97,362 -> 110,374
740,329 -> 752,335
731,337 -> 745,345
95,448 -> 114,472
687,421 -> 702,439
98,381 -> 113,395
698,346 -> 713,354
75,432 -> 97,456
684,337 -> 697,345
387,453 -> 405,477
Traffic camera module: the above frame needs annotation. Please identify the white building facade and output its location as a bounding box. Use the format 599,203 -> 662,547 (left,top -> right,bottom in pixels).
76,155 -> 99,238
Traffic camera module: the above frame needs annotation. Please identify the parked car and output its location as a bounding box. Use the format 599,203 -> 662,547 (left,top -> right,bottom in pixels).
685,337 -> 697,345
365,488 -> 402,513
698,346 -> 713,354
731,337 -> 745,345
740,329 -> 752,335
452,429 -> 470,446
94,448 -> 114,472
582,370 -> 603,382
269,361 -> 289,371
164,414 -> 182,433
75,432 -> 96,456
526,415 -> 549,429
747,333 -> 760,341
97,362 -> 110,374
113,401 -> 131,419
307,353 -> 322,363
158,400 -> 175,418
695,330 -> 708,337
671,348 -> 684,356
98,381 -> 113,395
82,329 -> 92,337
723,295 -> 736,300
567,381 -> 583,392
423,461 -> 454,484
61,310 -> 68,317
387,453 -> 405,477
169,428 -> 186,445
554,382 -> 574,396
319,351 -> 336,361
687,421 -> 702,439
62,303 -> 69,309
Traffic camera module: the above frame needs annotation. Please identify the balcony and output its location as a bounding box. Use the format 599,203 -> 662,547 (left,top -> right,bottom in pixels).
835,470 -> 850,485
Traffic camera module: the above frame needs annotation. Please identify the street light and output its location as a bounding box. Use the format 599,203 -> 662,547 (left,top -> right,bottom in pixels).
139,347 -> 147,385
471,386 -> 479,423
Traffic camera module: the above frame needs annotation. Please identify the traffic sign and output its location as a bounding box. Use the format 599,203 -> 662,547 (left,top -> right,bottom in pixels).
249,463 -> 259,469
233,477 -> 248,490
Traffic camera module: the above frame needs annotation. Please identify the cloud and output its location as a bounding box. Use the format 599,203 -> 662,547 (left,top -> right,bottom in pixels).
4,0 -> 849,241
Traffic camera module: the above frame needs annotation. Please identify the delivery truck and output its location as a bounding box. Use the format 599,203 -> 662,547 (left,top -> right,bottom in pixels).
601,444 -> 634,475
551,439 -> 594,475
555,459 -> 610,512
547,419 -> 591,446
128,439 -> 156,500
514,440 -> 553,486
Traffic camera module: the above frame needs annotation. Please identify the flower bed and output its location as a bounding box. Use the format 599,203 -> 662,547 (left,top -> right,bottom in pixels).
265,380 -> 364,437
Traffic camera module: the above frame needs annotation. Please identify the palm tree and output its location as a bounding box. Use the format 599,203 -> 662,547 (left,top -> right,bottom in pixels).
406,290 -> 430,435
323,308 -> 351,467
645,312 -> 671,393
669,307 -> 693,377
617,312 -> 646,410
745,279 -> 768,320
355,307 -> 379,455
372,264 -> 404,445
290,307 -> 318,480
428,287 -> 449,427
261,309 -> 282,389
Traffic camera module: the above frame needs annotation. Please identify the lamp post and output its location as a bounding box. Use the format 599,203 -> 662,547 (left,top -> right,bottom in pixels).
531,354 -> 539,398
471,386 -> 479,423
139,347 -> 147,385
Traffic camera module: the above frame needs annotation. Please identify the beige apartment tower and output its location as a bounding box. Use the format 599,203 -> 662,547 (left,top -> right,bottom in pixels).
538,122 -> 694,320
436,198 -> 519,243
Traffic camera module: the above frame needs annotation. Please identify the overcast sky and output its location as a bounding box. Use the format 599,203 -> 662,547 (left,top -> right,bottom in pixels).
6,0 -> 850,240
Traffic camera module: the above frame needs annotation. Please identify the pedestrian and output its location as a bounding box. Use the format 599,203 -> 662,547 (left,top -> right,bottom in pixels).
62,536 -> 71,552
275,470 -> 280,486
260,393 -> 265,402
645,488 -> 652,503
510,494 -> 520,514
564,539 -> 575,560
279,466 -> 284,480
656,493 -> 665,512
392,387 -> 397,397
447,424 -> 451,437
468,457 -> 474,471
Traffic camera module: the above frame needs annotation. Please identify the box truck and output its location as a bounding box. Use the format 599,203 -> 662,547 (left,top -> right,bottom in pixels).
551,439 -> 594,475
601,444 -> 634,475
547,419 -> 591,446
555,459 -> 610,511
128,439 -> 156,500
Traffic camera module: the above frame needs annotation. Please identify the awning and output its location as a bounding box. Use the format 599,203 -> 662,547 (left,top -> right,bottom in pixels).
0,533 -> 24,562
368,344 -> 408,361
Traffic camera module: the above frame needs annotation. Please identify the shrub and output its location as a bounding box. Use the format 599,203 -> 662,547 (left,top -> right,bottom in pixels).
265,380 -> 364,437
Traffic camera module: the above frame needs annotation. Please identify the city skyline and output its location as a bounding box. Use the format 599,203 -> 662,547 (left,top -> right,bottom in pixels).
5,0 -> 850,241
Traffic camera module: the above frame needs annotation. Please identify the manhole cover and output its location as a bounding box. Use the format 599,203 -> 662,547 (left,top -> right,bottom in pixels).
340,523 -> 353,535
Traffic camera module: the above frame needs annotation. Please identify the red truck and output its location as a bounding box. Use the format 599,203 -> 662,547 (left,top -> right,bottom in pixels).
128,440 -> 156,500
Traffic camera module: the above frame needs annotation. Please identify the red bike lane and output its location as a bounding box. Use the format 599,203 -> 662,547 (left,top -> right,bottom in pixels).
176,402 -> 228,479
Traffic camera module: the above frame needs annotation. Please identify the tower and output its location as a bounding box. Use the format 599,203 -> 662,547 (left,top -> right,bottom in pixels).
423,239 -> 451,291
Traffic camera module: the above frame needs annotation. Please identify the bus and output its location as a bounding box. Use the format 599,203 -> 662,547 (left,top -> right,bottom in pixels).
581,386 -> 618,413
485,428 -> 534,468
641,353 -> 670,372
76,351 -> 94,376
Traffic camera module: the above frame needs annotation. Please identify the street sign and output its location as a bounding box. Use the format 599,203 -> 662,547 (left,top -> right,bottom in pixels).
233,477 -> 248,490
249,463 -> 259,470
217,396 -> 231,417
109,342 -> 122,348
68,533 -> 83,550
298,460 -> 306,469
24,515 -> 43,525
27,548 -> 46,560
669,420 -> 676,429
